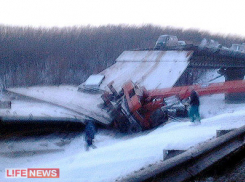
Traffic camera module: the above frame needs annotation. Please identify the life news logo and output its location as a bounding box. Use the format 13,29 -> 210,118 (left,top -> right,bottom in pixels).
5,168 -> 59,178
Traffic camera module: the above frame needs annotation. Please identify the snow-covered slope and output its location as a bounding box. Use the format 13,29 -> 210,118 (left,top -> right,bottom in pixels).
2,56 -> 245,182
1,94 -> 245,182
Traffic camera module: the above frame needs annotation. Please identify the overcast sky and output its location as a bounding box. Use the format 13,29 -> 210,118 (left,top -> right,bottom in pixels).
1,0 -> 245,37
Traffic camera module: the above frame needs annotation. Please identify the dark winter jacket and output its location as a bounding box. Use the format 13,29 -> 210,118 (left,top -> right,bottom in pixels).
85,121 -> 96,140
190,90 -> 200,106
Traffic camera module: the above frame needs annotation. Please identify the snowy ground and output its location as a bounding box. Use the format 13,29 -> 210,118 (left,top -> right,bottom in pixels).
1,93 -> 245,182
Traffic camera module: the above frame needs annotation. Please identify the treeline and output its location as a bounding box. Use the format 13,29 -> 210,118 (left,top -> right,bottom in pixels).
0,24 -> 244,88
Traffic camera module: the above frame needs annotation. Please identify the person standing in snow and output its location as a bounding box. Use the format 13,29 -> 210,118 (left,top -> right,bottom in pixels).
85,120 -> 96,150
189,90 -> 201,124
84,120 -> 97,151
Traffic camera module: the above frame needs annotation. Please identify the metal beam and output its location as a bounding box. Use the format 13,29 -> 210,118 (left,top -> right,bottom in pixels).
118,125 -> 245,182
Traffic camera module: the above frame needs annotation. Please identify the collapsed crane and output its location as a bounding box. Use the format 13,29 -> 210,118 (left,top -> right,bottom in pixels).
102,79 -> 245,133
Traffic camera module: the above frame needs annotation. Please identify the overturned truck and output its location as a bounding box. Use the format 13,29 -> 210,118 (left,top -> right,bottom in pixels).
102,79 -> 245,133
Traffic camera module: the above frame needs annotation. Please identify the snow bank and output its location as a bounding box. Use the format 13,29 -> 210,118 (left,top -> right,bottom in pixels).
1,93 -> 245,182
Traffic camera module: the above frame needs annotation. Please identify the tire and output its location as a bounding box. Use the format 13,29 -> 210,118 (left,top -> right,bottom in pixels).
127,122 -> 142,134
150,109 -> 168,127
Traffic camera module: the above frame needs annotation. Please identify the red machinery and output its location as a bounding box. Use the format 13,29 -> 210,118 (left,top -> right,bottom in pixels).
102,80 -> 245,133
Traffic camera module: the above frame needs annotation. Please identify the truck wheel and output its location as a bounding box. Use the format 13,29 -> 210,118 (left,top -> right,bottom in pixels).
128,122 -> 142,133
150,109 -> 168,127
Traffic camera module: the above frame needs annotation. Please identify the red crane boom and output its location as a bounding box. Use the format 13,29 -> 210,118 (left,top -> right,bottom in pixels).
104,80 -> 245,133
147,80 -> 245,100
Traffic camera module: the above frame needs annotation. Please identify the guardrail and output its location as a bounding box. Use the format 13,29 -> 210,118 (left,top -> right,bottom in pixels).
119,125 -> 245,182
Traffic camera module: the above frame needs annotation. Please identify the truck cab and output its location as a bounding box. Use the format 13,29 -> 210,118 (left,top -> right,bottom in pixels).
154,35 -> 179,50
230,44 -> 245,52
